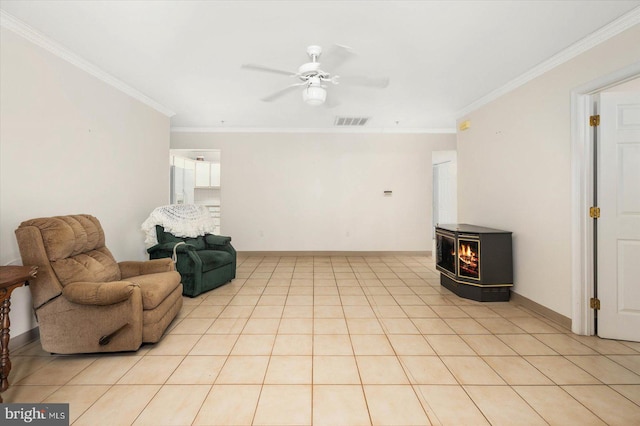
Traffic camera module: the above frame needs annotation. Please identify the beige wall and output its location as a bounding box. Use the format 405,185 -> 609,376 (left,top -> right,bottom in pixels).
171,132 -> 456,251
0,28 -> 171,337
456,24 -> 640,317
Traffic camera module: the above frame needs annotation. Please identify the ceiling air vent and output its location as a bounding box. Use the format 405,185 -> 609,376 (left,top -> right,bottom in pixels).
334,116 -> 370,127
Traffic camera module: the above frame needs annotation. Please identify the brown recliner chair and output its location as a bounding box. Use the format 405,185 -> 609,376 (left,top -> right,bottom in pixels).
15,214 -> 183,354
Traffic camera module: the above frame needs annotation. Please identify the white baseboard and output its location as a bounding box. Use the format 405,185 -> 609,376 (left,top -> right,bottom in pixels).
237,251 -> 431,257
511,292 -> 572,330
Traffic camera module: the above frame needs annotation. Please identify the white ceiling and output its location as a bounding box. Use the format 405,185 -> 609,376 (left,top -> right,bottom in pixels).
2,1 -> 639,132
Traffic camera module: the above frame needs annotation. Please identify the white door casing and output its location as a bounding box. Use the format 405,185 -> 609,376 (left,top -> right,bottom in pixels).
570,64 -> 640,336
597,91 -> 640,341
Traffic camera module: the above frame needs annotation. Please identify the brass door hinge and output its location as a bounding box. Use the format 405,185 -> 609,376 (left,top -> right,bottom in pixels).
590,206 -> 600,219
590,297 -> 601,310
590,115 -> 600,126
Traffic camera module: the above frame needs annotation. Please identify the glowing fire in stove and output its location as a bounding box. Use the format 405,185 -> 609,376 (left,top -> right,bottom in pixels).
459,243 -> 477,261
460,244 -> 474,258
458,242 -> 479,277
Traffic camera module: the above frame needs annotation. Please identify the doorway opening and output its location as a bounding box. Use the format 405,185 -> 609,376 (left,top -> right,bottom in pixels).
432,150 -> 458,253
170,149 -> 221,234
570,64 -> 640,337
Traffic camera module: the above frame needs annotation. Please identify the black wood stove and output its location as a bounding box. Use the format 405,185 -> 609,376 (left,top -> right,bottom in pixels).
435,224 -> 513,302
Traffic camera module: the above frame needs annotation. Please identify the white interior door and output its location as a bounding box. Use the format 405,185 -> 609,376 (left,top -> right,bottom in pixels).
597,91 -> 640,341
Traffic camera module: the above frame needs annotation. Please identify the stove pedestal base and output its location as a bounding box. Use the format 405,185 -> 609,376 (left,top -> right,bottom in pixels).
440,274 -> 510,302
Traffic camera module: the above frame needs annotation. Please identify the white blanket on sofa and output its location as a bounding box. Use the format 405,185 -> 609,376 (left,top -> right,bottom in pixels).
141,204 -> 217,248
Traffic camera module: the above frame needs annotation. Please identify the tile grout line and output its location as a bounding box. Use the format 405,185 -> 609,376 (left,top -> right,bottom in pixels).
9,254 -> 640,424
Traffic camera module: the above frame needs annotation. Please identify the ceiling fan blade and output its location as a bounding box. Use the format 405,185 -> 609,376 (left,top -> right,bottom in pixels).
242,63 -> 298,76
338,75 -> 390,88
320,44 -> 356,71
261,83 -> 306,102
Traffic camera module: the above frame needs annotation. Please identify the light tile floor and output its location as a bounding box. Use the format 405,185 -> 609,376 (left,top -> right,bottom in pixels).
5,255 -> 640,425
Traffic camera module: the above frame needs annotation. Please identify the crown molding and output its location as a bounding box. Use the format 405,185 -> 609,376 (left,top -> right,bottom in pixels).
170,126 -> 456,134
0,10 -> 175,117
456,6 -> 640,120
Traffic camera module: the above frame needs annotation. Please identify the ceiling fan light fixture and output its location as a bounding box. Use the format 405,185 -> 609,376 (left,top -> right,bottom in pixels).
244,45 -> 388,105
302,85 -> 326,106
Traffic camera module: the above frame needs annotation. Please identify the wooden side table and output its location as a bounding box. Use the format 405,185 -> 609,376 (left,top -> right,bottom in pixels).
0,265 -> 37,403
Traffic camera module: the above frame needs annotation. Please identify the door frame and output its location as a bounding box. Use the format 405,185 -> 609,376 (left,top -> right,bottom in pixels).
570,62 -> 640,335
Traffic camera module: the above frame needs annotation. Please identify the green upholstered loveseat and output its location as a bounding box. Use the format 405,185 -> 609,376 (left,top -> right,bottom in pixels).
147,225 -> 236,297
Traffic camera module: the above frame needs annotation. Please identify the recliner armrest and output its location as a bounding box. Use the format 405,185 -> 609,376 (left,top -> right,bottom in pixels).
205,234 -> 232,246
147,242 -> 197,254
62,281 -> 137,306
119,258 -> 175,278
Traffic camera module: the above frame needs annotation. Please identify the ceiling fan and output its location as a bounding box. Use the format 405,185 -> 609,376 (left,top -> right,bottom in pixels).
241,45 -> 389,106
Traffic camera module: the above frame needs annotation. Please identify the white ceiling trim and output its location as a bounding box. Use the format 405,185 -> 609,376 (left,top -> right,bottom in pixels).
0,10 -> 175,117
3,5 -> 637,128
170,127 -> 457,134
455,6 -> 640,120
